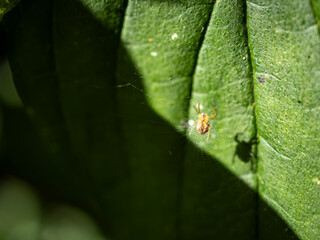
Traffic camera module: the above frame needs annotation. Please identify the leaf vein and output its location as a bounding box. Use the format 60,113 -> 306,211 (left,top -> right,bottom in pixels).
259,136 -> 291,161
262,193 -> 304,224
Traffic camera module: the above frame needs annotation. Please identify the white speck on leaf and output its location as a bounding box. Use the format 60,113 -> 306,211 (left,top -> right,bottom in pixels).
151,52 -> 157,57
264,74 -> 271,79
188,119 -> 195,127
171,33 -> 178,40
312,178 -> 320,185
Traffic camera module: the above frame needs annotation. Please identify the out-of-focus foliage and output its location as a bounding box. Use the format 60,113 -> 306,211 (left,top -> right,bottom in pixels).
0,59 -> 22,107
0,178 -> 108,240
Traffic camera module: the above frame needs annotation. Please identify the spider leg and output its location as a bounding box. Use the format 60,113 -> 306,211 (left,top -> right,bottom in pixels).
206,123 -> 212,142
209,105 -> 217,119
193,105 -> 199,114
189,121 -> 198,135
249,137 -> 258,144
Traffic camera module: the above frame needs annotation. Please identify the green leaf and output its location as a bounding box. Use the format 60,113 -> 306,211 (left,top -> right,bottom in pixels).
247,1 -> 320,239
2,0 -> 320,239
0,0 -> 20,21
310,0 -> 320,31
179,0 -> 256,238
0,59 -> 22,107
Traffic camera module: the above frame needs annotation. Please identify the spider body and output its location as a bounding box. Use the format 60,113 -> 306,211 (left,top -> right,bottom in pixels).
196,113 -> 210,134
189,103 -> 216,141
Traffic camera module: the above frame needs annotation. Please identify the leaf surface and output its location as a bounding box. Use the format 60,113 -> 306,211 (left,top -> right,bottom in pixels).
247,0 -> 320,239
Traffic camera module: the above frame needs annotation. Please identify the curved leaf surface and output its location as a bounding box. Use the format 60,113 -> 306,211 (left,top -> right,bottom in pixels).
247,0 -> 320,239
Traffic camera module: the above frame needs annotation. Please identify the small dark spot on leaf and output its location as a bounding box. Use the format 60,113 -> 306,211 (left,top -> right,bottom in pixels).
258,77 -> 265,83
307,55 -> 311,59
298,100 -> 301,104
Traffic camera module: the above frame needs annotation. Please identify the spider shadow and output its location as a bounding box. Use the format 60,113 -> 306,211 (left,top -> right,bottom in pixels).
232,133 -> 258,170
1,1 -> 299,240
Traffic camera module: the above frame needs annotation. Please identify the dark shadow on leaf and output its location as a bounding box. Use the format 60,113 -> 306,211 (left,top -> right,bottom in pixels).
233,133 -> 258,170
0,25 -> 6,63
1,0 -> 299,240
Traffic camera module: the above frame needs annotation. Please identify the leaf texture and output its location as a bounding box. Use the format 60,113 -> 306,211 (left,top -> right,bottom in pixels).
247,0 -> 320,239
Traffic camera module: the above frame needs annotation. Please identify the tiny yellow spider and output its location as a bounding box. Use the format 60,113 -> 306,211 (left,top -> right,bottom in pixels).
189,103 -> 217,141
